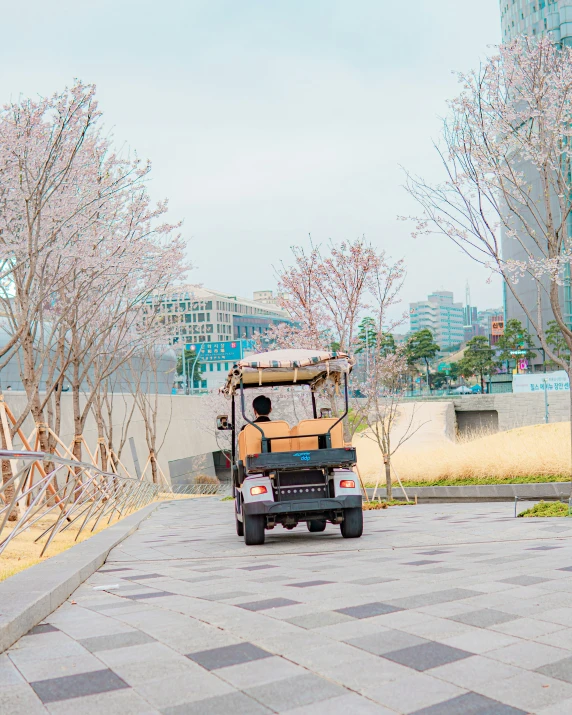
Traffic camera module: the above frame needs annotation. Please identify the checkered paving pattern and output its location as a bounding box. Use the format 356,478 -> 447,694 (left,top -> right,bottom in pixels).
4,499 -> 572,713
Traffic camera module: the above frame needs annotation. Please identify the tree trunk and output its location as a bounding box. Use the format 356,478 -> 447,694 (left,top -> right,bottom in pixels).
1,424 -> 18,521
385,457 -> 392,501
150,449 -> 158,485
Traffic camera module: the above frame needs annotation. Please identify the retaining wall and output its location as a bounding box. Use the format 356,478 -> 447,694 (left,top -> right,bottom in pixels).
450,392 -> 571,431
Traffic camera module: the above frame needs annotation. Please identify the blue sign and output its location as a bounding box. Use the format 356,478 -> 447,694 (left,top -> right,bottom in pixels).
185,340 -> 255,363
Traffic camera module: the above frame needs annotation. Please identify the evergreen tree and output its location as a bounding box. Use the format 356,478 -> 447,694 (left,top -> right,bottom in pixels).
458,336 -> 497,393
406,329 -> 440,390
496,319 -> 536,365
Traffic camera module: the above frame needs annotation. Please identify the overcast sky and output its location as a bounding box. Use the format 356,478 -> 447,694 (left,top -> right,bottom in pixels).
0,0 -> 502,319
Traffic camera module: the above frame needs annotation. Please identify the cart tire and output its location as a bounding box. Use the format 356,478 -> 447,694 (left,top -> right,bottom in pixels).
340,508 -> 363,538
307,520 -> 326,532
244,513 -> 265,545
236,514 -> 244,537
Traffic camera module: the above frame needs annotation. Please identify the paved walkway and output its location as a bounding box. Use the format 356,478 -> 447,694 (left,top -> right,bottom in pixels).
4,500 -> 572,714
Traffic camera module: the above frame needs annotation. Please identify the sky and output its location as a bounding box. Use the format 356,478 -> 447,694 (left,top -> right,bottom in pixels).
0,0 -> 502,321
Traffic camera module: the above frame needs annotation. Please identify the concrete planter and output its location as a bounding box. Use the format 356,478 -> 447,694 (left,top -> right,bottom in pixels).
366,481 -> 572,503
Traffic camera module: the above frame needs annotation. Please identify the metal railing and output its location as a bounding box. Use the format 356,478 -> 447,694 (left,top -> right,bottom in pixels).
0,450 -> 159,557
170,482 -> 231,496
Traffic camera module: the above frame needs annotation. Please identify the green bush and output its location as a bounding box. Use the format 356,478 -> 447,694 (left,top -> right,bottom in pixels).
518,501 -> 569,518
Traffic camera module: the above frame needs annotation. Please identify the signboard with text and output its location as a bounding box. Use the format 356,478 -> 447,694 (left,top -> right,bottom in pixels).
185,339 -> 255,363
491,320 -> 505,336
513,370 -> 569,393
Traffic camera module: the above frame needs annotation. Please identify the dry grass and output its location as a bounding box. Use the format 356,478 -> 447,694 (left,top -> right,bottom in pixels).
0,493 -> 196,582
388,422 -> 571,484
0,510 -> 125,582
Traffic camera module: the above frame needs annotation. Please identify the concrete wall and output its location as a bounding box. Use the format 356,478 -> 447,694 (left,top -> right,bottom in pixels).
2,392 -> 219,483
450,392 -> 571,431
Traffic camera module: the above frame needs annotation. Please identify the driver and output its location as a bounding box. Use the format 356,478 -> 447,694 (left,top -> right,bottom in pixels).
252,395 -> 272,423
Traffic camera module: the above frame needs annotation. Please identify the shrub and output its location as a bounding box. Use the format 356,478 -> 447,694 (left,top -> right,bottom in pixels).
518,500 -> 569,518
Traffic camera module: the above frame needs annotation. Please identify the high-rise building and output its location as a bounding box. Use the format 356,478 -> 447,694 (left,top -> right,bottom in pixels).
147,287 -> 292,391
409,291 -> 465,349
500,2 -> 572,338
501,1 -> 572,46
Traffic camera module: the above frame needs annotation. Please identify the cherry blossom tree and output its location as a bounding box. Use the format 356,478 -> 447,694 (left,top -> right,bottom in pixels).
351,267 -> 417,500
272,238 -> 405,439
275,238 -> 392,351
404,36 -> 572,476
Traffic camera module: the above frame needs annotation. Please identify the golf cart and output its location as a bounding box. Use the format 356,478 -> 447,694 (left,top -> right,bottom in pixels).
217,349 -> 363,545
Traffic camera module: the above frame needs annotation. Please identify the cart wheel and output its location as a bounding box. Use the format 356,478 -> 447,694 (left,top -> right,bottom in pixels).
236,513 -> 244,537
307,520 -> 326,532
340,508 -> 363,538
244,513 -> 265,545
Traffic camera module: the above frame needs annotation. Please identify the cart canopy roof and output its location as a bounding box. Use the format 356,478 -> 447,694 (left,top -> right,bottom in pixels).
222,349 -> 353,395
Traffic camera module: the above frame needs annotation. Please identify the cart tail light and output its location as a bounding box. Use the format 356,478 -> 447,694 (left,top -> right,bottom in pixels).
339,479 -> 355,489
250,485 -> 268,496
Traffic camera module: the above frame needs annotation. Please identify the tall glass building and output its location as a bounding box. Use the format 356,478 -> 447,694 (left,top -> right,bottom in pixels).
499,1 -> 572,351
501,1 -> 572,45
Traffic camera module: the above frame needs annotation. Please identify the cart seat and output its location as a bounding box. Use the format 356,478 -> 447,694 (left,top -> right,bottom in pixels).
290,418 -> 344,450
238,421 -> 292,462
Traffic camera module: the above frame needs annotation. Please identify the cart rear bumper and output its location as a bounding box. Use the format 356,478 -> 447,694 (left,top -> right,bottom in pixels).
243,495 -> 362,517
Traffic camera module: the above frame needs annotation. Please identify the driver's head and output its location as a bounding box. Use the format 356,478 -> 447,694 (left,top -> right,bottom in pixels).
253,395 -> 272,417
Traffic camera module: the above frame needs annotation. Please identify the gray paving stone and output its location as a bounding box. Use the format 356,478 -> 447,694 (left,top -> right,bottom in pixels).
405,560 -> 442,566
11,652 -> 105,683
79,630 -> 155,653
238,598 -> 300,611
245,673 -> 347,712
30,669 -> 129,703
126,590 -> 174,600
132,668 -> 233,709
418,550 -> 451,555
0,684 -> 47,714
286,580 -> 333,588
239,564 -> 278,571
27,624 -> 59,635
383,642 -> 473,671
200,591 -> 254,601
387,588 -> 483,610
215,655 -> 305,689
44,687 -> 160,714
450,609 -> 519,628
538,656 -> 572,684
500,575 -> 550,586
335,602 -> 403,619
349,577 -> 398,585
285,694 -> 397,714
186,642 -> 272,670
164,691 -> 272,714
410,691 -> 527,714
348,629 -> 430,655
286,611 -> 354,629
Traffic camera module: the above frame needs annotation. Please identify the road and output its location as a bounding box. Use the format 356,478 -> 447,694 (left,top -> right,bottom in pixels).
3,498 -> 572,713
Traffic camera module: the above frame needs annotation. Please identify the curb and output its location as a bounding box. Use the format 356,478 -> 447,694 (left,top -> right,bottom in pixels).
0,502 -> 159,653
366,482 -> 572,503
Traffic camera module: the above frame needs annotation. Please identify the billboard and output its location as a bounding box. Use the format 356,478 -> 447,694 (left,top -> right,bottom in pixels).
185,339 -> 255,363
513,370 -> 569,393
491,320 -> 505,336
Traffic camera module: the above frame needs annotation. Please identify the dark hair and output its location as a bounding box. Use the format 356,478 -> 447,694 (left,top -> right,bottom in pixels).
253,395 -> 272,416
